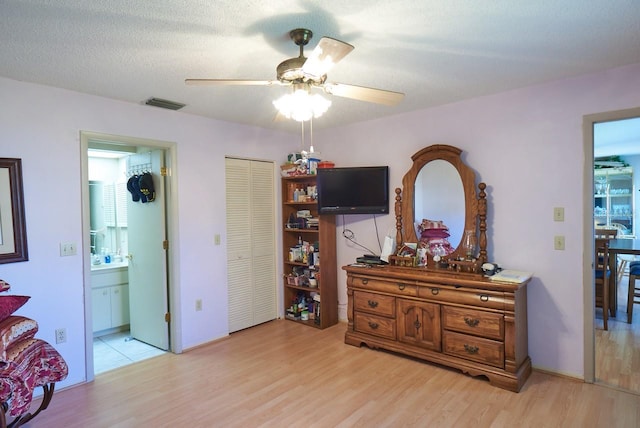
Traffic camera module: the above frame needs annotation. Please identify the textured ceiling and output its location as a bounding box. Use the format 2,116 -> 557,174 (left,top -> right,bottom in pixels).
1,0 -> 640,141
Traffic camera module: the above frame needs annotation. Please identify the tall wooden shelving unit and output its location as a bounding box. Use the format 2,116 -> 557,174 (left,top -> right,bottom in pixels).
281,175 -> 337,329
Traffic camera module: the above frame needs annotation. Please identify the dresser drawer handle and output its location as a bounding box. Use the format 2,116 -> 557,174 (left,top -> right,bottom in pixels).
367,300 -> 379,308
368,321 -> 379,330
362,279 -> 369,284
431,288 -> 440,295
479,294 -> 489,302
398,283 -> 406,291
464,317 -> 480,327
464,344 -> 479,354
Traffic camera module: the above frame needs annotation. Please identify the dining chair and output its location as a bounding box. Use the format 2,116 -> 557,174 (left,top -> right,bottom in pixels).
595,228 -> 618,239
617,254 -> 636,285
595,238 -> 613,330
594,228 -> 626,300
627,261 -> 640,324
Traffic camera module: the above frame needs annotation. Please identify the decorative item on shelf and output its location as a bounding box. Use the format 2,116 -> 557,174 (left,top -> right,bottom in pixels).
313,294 -> 321,325
280,163 -> 300,177
416,245 -> 428,267
286,291 -> 320,321
417,219 -> 454,256
462,229 -> 477,260
285,274 -> 309,286
318,161 -> 335,169
481,262 -> 501,276
389,243 -> 418,267
444,258 -> 481,274
308,156 -> 321,175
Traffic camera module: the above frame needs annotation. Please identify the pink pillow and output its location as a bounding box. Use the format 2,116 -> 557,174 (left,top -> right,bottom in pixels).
0,295 -> 30,321
0,316 -> 38,360
421,229 -> 451,239
418,219 -> 449,231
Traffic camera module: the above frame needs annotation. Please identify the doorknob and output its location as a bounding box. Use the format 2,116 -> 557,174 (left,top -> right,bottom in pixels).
126,254 -> 133,261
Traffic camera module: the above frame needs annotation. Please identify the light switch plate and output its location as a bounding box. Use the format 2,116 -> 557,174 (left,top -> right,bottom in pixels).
60,242 -> 77,256
553,207 -> 564,222
554,235 -> 565,250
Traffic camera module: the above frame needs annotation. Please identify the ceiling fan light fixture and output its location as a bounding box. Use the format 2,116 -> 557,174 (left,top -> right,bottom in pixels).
273,85 -> 331,122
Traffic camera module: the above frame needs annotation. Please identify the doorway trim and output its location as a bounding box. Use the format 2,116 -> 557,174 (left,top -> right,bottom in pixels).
582,106 -> 640,384
80,131 -> 181,382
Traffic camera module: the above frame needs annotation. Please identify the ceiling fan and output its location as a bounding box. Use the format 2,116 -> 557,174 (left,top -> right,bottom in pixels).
185,28 -> 405,114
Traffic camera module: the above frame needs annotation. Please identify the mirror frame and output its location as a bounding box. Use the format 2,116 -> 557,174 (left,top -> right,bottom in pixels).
395,144 -> 487,267
0,158 -> 28,264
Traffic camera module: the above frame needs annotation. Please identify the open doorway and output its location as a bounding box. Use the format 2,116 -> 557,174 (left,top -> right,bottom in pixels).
586,110 -> 640,393
81,132 -> 176,379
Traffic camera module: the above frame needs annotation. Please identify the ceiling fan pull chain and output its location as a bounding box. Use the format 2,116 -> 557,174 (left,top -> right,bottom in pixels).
310,116 -> 314,153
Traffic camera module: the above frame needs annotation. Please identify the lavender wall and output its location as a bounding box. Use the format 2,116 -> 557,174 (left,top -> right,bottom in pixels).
317,63 -> 640,377
1,61 -> 639,389
0,77 -> 294,388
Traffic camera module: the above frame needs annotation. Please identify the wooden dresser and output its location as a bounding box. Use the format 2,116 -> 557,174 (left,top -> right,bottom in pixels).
344,264 -> 531,392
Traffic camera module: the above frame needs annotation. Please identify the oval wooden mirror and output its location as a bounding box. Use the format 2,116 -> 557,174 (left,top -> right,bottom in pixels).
395,144 -> 487,269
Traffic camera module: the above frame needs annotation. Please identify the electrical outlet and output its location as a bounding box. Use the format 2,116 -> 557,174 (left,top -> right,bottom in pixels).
195,299 -> 203,311
55,328 -> 67,344
214,234 -> 221,245
553,207 -> 564,222
554,235 -> 565,250
59,242 -> 77,256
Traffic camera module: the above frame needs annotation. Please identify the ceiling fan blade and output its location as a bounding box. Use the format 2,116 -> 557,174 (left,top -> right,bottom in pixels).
302,37 -> 354,79
323,83 -> 404,106
185,79 -> 279,86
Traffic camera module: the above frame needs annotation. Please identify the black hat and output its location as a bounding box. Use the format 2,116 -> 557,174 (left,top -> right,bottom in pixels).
138,172 -> 155,203
127,174 -> 142,202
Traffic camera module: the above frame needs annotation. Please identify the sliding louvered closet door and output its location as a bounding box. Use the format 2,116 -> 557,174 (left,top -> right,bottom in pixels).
225,158 -> 277,332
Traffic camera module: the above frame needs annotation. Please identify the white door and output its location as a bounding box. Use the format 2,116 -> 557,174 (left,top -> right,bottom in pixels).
226,158 -> 277,332
126,150 -> 169,350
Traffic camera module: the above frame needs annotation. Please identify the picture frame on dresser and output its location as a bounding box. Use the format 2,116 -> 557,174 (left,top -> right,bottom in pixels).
0,158 -> 28,264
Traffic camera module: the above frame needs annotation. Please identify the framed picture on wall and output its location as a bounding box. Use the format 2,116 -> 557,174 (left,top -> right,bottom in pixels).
0,158 -> 28,264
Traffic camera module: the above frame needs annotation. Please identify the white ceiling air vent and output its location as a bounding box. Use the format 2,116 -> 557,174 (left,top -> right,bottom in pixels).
144,97 -> 186,110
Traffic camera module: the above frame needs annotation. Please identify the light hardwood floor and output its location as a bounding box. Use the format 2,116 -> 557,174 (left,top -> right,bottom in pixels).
596,271 -> 640,393
26,319 -> 640,428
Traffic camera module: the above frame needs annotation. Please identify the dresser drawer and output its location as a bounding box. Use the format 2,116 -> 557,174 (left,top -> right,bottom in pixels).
351,276 -> 417,297
443,331 -> 504,368
354,291 -> 395,317
354,312 -> 397,340
417,284 -> 506,310
442,306 -> 504,340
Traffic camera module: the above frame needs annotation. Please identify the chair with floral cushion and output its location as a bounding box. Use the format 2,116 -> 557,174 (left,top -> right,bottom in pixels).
0,280 -> 68,428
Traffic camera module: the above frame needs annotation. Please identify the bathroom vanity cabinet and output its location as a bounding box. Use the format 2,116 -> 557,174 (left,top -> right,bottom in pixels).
91,265 -> 130,334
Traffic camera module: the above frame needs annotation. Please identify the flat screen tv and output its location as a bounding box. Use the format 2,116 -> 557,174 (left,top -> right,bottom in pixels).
317,166 -> 389,215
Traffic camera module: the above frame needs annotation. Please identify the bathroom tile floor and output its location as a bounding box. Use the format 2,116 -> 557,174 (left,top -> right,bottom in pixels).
93,330 -> 166,375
